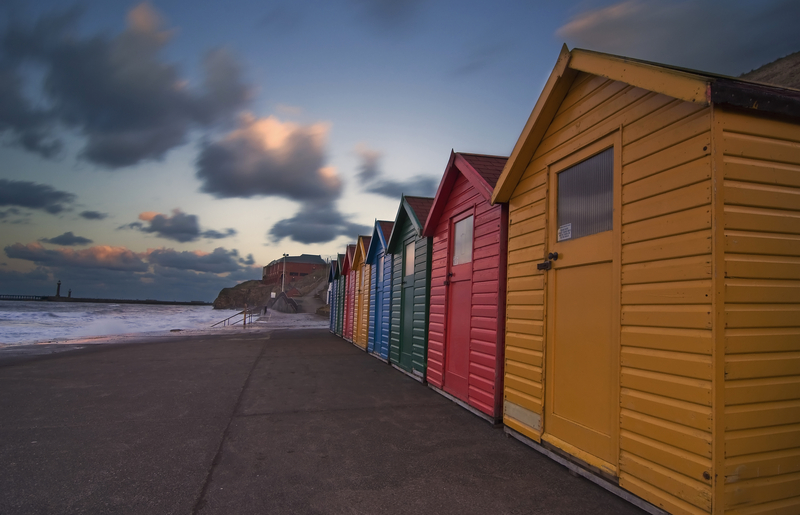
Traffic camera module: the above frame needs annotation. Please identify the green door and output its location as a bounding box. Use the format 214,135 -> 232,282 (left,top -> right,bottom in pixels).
400,239 -> 415,371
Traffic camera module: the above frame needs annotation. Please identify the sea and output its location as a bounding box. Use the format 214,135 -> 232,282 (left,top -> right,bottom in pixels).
0,301 -> 239,346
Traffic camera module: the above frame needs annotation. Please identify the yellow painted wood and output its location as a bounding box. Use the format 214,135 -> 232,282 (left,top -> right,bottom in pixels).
623,156 -> 712,205
725,328 -> 800,354
622,347 -> 713,381
724,231 -> 800,257
623,132 -> 711,185
622,305 -> 712,330
620,430 -> 712,482
724,156 -> 800,189
621,452 -> 712,511
622,326 -> 713,355
725,375 -> 800,406
622,367 -> 712,405
724,180 -> 800,211
568,49 -> 710,106
621,409 -> 713,458
623,99 -> 706,146
622,255 -> 712,285
623,230 -> 712,265
624,111 -> 711,166
718,106 -> 800,515
622,181 -> 711,224
621,388 -> 712,432
622,205 -> 712,244
504,387 -> 543,415
622,280 -> 712,305
504,414 -> 542,441
621,473 -> 710,515
724,205 -> 800,235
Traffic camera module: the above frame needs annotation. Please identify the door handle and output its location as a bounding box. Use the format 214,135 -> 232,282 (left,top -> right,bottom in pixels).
548,252 -> 559,261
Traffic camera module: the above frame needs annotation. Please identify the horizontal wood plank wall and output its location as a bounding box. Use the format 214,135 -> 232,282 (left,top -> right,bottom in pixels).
337,276 -> 345,336
353,267 -> 363,346
360,263 -> 371,349
720,109 -> 800,515
390,250 -> 402,364
368,262 -> 377,352
346,269 -> 356,341
428,174 -> 504,415
380,252 -> 393,358
504,71 -> 715,515
412,235 -> 432,378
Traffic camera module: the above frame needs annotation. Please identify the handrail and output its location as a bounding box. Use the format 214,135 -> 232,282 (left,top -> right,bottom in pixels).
210,306 -> 262,328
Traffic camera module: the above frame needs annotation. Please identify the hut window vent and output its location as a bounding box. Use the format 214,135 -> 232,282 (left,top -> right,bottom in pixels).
405,241 -> 415,277
557,147 -> 613,241
453,215 -> 474,265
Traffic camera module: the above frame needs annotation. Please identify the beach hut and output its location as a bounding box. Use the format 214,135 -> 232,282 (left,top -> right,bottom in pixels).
386,196 -> 435,381
491,45 -> 800,515
335,253 -> 346,337
351,235 -> 372,350
342,244 -> 356,342
328,259 -> 338,333
422,152 -> 509,423
366,220 -> 394,360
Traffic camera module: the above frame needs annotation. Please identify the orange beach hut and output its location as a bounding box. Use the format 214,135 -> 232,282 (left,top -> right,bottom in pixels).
491,45 -> 800,515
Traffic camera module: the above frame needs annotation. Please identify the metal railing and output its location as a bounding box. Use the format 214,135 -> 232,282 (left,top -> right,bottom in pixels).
210,306 -> 262,328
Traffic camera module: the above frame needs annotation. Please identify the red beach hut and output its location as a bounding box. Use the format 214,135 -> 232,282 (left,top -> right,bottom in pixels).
422,152 -> 509,423
342,244 -> 356,342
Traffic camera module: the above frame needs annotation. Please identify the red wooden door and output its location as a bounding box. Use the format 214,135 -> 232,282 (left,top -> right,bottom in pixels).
444,211 -> 474,400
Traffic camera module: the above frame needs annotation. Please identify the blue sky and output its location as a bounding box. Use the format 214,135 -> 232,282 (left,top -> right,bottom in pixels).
1,0 -> 798,301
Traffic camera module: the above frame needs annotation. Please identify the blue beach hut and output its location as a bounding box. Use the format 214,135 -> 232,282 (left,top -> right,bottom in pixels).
365,220 -> 394,361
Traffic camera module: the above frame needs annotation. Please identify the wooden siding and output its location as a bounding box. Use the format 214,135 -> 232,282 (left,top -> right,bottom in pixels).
389,218 -> 432,379
368,250 -> 393,359
345,269 -> 356,341
427,173 -> 506,417
719,109 -> 800,515
336,275 -> 345,336
504,72 -> 716,514
368,262 -> 378,353
357,263 -> 371,349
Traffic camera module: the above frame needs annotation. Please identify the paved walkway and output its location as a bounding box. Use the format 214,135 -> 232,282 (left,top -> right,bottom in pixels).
0,329 -> 646,514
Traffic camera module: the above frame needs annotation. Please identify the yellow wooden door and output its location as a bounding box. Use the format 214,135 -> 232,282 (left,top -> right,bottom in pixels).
543,141 -> 620,474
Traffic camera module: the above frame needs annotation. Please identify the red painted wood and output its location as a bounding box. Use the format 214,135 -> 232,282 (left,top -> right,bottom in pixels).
425,158 -> 509,419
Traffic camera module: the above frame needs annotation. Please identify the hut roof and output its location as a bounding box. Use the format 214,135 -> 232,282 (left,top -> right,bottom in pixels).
366,220 -> 395,263
492,45 -> 800,204
423,151 -> 508,237
387,195 -> 434,250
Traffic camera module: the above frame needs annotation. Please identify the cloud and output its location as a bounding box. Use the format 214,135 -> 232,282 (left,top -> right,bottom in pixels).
120,209 -> 236,243
364,175 -> 437,198
352,0 -> 423,32
145,247 -> 246,273
558,0 -> 800,75
268,202 -> 370,244
5,242 -> 148,271
0,179 -> 75,214
79,210 -> 108,220
39,231 -> 93,246
196,114 -> 341,200
0,3 -> 251,167
353,144 -> 437,198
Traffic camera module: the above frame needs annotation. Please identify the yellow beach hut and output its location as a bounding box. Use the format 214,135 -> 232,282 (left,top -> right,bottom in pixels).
352,235 -> 372,351
491,46 -> 800,515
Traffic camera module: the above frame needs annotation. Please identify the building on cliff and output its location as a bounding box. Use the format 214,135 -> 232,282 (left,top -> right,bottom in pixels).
262,254 -> 326,286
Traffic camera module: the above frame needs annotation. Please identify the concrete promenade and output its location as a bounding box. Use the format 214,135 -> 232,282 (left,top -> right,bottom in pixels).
0,329 -> 646,514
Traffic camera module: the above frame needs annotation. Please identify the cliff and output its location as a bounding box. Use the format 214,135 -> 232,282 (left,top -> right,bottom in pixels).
212,280 -> 272,310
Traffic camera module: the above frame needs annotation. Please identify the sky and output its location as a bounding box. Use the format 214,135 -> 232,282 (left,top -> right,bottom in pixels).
1,0 -> 798,301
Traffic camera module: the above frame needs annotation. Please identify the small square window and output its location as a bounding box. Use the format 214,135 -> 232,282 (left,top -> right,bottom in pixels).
557,147 -> 613,241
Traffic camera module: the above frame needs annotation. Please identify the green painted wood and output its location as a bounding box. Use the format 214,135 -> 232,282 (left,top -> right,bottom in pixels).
388,213 -> 431,379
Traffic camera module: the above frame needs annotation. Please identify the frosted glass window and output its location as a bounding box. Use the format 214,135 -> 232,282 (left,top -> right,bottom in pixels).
557,148 -> 613,241
405,241 -> 415,277
378,255 -> 384,284
452,215 -> 473,266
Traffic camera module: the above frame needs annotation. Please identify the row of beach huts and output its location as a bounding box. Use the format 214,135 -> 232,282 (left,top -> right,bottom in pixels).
324,47 -> 800,515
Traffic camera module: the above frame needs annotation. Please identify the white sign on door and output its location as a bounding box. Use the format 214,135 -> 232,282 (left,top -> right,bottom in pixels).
558,223 -> 572,242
